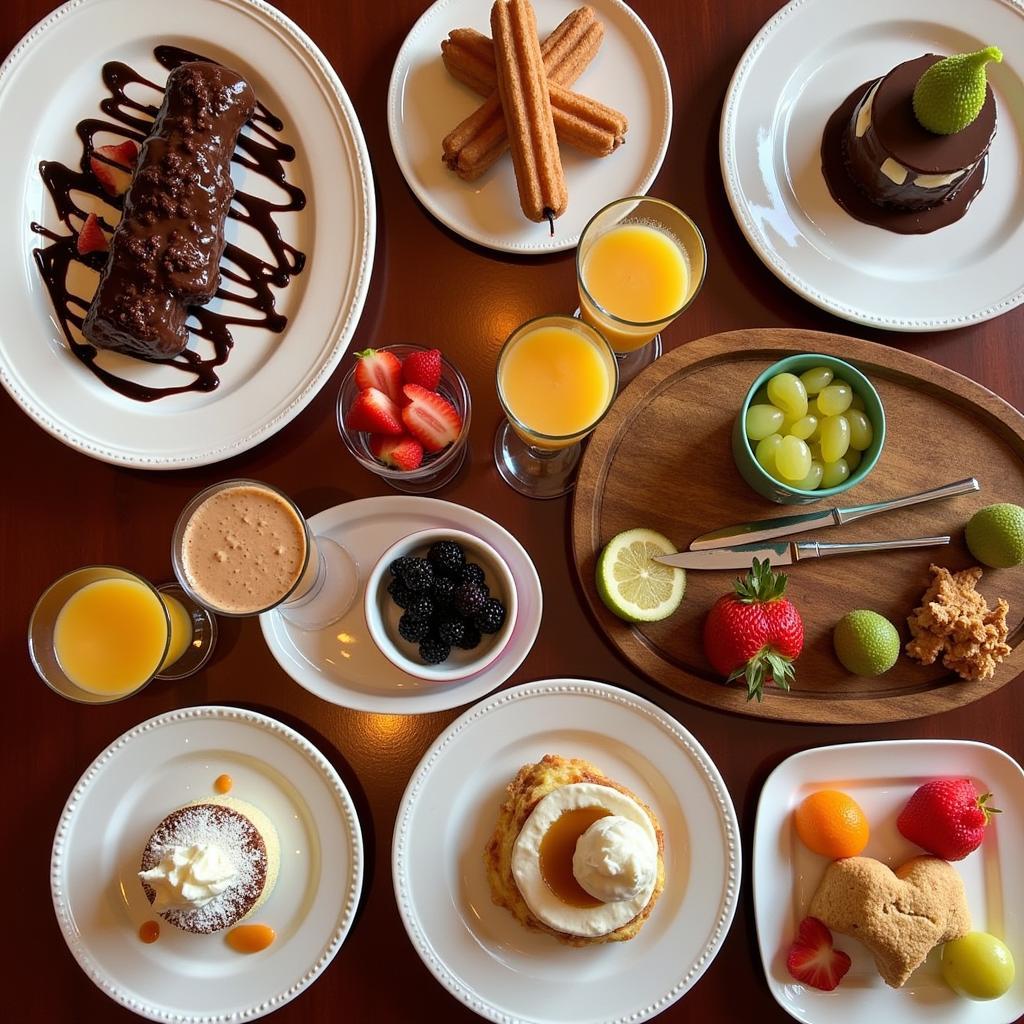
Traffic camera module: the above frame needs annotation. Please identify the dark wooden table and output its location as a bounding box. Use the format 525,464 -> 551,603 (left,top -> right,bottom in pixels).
3,1 -> 1022,1021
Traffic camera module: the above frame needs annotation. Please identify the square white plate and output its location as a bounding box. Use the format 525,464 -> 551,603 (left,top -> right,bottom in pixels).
753,740 -> 1024,1024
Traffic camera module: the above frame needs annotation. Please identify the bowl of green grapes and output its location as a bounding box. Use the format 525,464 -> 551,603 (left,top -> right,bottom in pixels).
732,354 -> 885,505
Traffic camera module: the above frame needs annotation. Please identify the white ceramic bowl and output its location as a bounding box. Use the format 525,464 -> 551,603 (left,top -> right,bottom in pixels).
364,528 -> 518,682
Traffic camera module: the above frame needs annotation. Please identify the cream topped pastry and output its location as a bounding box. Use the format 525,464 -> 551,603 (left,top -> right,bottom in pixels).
139,842 -> 237,911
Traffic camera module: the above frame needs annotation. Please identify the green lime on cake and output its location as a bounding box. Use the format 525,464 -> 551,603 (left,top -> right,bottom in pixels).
913,47 -> 1003,135
833,610 -> 900,677
966,503 -> 1024,568
597,528 -> 685,622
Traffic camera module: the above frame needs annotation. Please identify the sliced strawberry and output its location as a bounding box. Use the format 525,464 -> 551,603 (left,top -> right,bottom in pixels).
369,433 -> 424,471
89,140 -> 139,196
76,213 -> 108,255
345,387 -> 404,435
786,917 -> 851,992
401,383 -> 462,453
401,348 -> 442,391
353,348 -> 403,404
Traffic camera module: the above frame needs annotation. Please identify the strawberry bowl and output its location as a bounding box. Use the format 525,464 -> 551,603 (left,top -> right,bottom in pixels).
337,344 -> 471,493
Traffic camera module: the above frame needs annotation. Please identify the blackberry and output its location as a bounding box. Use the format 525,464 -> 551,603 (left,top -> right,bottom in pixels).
388,555 -> 415,578
399,557 -> 435,592
454,582 -> 487,617
419,637 -> 451,664
431,575 -> 456,608
428,540 -> 465,577
455,623 -> 482,650
408,595 -> 434,620
437,617 -> 465,646
398,613 -> 431,644
474,598 -> 506,634
459,562 -> 486,587
386,578 -> 414,609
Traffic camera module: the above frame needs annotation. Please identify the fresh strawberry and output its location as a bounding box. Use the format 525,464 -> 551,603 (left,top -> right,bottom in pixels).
89,140 -> 139,196
401,383 -> 462,453
702,558 -> 803,701
76,213 -> 108,255
345,387 -> 404,435
353,348 -> 403,404
369,433 -> 424,471
402,348 -> 442,391
786,917 -> 851,992
897,778 -> 1000,860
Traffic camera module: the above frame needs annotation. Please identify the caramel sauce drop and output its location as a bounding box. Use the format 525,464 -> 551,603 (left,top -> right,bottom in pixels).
138,920 -> 160,943
538,806 -> 611,908
226,923 -> 276,953
214,774 -> 233,794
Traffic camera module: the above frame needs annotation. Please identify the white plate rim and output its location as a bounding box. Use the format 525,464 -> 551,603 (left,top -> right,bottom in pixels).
392,677 -> 742,1024
0,0 -> 376,468
719,0 -> 1024,332
386,0 -> 672,255
50,704 -> 364,1023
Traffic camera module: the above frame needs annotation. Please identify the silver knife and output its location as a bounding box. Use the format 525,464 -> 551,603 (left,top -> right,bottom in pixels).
655,536 -> 951,570
689,478 -> 978,550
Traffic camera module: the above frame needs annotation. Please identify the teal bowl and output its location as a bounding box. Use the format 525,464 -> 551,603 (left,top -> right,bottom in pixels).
732,354 -> 886,505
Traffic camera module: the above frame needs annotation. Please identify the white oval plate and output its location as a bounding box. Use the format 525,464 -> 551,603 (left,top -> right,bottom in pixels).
720,0 -> 1024,331
50,705 -> 363,1022
393,679 -> 741,1023
260,496 -> 543,715
754,740 -> 1024,1024
0,0 -> 374,467
388,0 -> 672,254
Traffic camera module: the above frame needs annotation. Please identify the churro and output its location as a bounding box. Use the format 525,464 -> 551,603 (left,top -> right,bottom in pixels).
490,0 -> 567,226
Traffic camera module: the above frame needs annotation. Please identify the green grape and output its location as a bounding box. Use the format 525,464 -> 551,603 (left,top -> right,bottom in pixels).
776,435 -> 812,482
794,460 -> 824,490
846,447 -> 862,472
849,391 -> 866,411
816,382 -> 853,416
755,434 -> 783,475
941,932 -> 1015,1000
820,415 -> 851,463
821,458 -> 850,488
746,404 -> 785,441
788,414 -> 819,440
799,366 -> 833,395
766,372 -> 808,419
846,409 -> 874,450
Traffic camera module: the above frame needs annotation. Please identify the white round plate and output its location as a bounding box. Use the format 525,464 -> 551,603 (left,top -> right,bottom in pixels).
260,496 -> 543,715
720,0 -> 1024,331
50,705 -> 363,1022
388,0 -> 672,254
0,0 -> 374,467
393,679 -> 741,1024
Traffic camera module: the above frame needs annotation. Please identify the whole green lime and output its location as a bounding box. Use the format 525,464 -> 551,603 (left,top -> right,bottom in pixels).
965,503 -> 1024,568
833,610 -> 901,677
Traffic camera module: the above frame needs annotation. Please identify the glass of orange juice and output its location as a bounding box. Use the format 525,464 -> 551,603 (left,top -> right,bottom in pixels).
495,314 -> 618,499
576,196 -> 707,386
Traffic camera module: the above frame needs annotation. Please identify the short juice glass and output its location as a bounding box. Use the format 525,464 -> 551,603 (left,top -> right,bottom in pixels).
494,314 -> 618,499
576,196 -> 707,386
172,479 -> 358,631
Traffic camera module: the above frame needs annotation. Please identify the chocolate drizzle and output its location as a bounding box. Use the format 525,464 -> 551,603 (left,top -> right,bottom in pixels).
31,45 -> 306,401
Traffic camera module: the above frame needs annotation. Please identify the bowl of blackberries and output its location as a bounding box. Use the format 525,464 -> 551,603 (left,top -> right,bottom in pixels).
364,528 -> 517,681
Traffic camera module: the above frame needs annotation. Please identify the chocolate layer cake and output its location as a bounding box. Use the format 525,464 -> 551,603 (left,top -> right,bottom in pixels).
82,62 -> 255,359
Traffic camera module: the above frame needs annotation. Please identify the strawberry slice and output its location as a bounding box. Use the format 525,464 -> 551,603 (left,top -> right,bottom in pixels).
786,917 -> 851,992
76,213 -> 108,255
401,348 -> 442,391
354,348 -> 403,404
401,384 -> 462,453
345,387 -> 404,435
369,433 -> 424,471
89,140 -> 139,196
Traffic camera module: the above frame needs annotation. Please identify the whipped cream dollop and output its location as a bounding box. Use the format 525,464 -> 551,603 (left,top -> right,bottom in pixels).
572,815 -> 657,903
139,843 -> 237,910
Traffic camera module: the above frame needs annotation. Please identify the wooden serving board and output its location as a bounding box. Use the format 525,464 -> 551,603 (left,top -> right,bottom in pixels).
572,329 -> 1024,723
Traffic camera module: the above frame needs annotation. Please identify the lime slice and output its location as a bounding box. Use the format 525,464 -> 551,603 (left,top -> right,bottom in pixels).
596,528 -> 686,622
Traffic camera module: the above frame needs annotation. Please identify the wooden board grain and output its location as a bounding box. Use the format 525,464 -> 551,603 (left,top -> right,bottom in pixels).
572,329 -> 1024,723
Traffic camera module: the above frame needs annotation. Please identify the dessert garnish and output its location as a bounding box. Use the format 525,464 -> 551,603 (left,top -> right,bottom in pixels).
905,564 -> 1010,681
702,559 -> 803,700
897,778 -> 1000,861
913,47 -> 1003,136
794,789 -> 869,859
785,917 -> 851,992
808,855 -> 970,988
596,527 -> 686,622
942,932 -> 1016,1000
214,774 -> 233,795
138,920 -> 160,944
832,610 -> 900,676
226,922 -> 277,954
965,502 -> 1024,568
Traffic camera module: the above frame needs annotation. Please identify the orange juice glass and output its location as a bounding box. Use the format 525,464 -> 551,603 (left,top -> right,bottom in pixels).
577,196 -> 706,385
495,315 -> 618,499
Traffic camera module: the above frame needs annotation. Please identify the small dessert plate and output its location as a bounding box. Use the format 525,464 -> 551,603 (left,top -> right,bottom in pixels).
720,0 -> 1024,331
260,496 -> 542,714
50,705 -> 363,1022
754,739 -> 1024,1024
393,679 -> 741,1023
387,0 -> 671,254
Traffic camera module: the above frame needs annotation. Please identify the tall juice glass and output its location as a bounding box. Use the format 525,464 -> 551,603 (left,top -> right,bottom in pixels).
495,314 -> 618,499
577,196 -> 707,386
